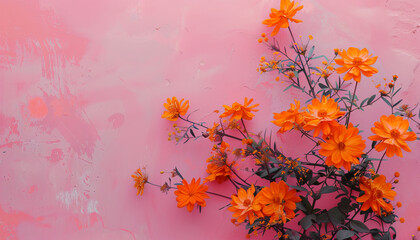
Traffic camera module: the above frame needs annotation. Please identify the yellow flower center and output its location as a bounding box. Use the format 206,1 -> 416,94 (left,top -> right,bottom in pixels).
232,103 -> 241,111
390,129 -> 400,139
243,199 -> 251,207
317,110 -> 328,118
168,104 -> 178,113
338,142 -> 346,150
352,57 -> 363,66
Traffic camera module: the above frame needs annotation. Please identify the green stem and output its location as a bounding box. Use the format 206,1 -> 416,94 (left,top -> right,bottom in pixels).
345,82 -> 358,126
147,181 -> 231,199
375,151 -> 387,174
179,116 -> 243,141
288,27 -> 316,98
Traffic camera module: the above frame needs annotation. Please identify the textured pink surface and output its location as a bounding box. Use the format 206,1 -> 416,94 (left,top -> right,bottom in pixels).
1,0 -> 420,239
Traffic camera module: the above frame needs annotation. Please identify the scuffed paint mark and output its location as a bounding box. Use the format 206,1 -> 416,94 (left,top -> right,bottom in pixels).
56,189 -> 99,214
0,0 -> 87,80
0,141 -> 23,150
26,94 -> 100,159
0,114 -> 20,139
47,148 -> 63,163
86,200 -> 99,214
72,213 -> 137,240
28,97 -> 48,119
56,189 -> 82,210
0,205 -> 47,240
108,113 -> 125,129
29,185 -> 38,194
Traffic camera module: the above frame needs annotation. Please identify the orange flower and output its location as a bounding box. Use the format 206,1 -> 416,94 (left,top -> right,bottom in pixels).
319,123 -> 366,171
205,162 -> 232,184
132,168 -> 148,196
272,100 -> 304,133
228,185 -> 264,224
258,181 -> 301,223
368,115 -> 417,157
174,178 -> 209,212
335,47 -> 378,83
303,96 -> 345,137
242,138 -> 254,145
356,175 -> 396,215
161,97 -> 189,121
262,0 -> 304,36
219,97 -> 259,121
206,142 -> 231,183
206,123 -> 220,142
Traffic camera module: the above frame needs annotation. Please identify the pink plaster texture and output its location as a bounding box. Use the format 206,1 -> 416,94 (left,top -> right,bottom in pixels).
0,0 -> 420,239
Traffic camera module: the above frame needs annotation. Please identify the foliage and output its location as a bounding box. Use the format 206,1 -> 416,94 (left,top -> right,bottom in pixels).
133,1 -> 420,239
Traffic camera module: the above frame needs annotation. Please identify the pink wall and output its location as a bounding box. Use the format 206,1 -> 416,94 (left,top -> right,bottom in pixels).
1,0 -> 420,239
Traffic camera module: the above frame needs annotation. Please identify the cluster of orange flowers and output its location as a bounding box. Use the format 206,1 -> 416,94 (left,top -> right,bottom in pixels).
229,182 -> 301,225
272,96 -> 416,167
205,142 -> 233,184
131,0 -> 420,238
156,91 -> 417,215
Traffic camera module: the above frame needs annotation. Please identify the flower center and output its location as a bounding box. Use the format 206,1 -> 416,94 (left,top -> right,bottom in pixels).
243,199 -> 251,207
338,142 -> 346,150
168,104 -> 178,113
317,110 -> 328,118
373,189 -> 383,199
232,103 -> 241,111
353,57 -> 363,66
273,196 -> 283,204
390,129 -> 400,139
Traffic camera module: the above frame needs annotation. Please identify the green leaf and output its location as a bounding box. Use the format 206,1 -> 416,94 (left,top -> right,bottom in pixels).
316,211 -> 329,223
338,197 -> 354,214
307,46 -> 315,58
350,220 -> 370,233
189,129 -> 196,137
299,214 -> 315,230
339,182 -> 349,195
336,230 -> 355,240
381,96 -> 392,107
283,84 -> 294,92
309,232 -> 319,239
319,83 -> 328,89
296,196 -> 312,213
174,167 -> 184,180
245,218 -> 260,230
392,87 -> 402,96
309,175 -> 321,185
309,66 -> 321,73
312,55 -> 329,61
371,141 -> 377,149
383,231 -> 391,240
328,207 -> 346,226
288,184 -> 308,192
390,226 -> 397,239
393,99 -> 402,107
320,186 -> 338,194
382,214 -> 396,223
418,107 -> 420,120
367,94 -> 376,105
360,97 -> 370,108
